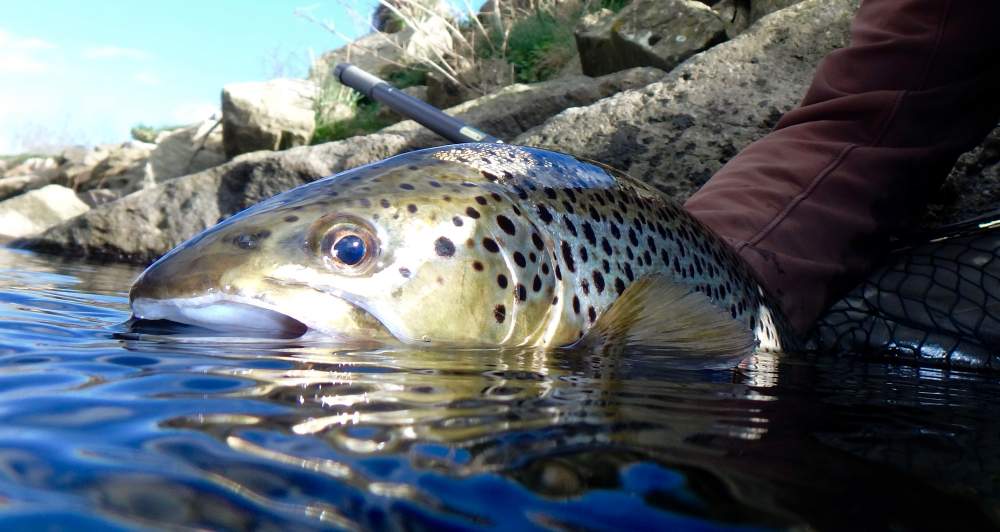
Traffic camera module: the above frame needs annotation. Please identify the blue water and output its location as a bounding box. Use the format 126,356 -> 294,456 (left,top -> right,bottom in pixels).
0,247 -> 996,530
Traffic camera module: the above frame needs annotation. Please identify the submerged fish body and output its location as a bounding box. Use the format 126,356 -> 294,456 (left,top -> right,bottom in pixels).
130,144 -> 794,353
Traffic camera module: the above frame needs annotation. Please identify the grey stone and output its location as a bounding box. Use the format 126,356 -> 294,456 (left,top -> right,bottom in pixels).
923,124 -> 1000,227
520,0 -> 859,201
575,0 -> 727,77
148,117 -> 226,182
0,185 -> 90,238
18,67 -> 664,263
80,142 -> 154,193
4,157 -> 59,182
713,0 -> 803,38
221,78 -> 318,158
0,175 -> 49,201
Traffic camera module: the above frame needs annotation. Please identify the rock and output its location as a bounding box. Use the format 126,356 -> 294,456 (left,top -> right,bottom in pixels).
575,0 -> 727,77
78,188 -> 121,208
0,185 -> 90,238
713,0 -> 803,37
426,58 -> 516,109
309,10 -> 455,82
221,78 -> 318,159
520,0 -> 859,200
80,142 -> 154,193
55,145 -> 111,189
0,175 -> 49,201
4,157 -> 60,181
19,67 -> 664,263
148,116 -> 226,182
923,124 -> 1000,227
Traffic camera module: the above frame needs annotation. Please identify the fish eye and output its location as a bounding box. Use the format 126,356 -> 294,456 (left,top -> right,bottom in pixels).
318,221 -> 378,273
333,235 -> 365,265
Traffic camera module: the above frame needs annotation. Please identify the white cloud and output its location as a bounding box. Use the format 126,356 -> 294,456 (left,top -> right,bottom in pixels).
171,102 -> 218,125
133,70 -> 161,86
0,29 -> 56,74
82,45 -> 150,60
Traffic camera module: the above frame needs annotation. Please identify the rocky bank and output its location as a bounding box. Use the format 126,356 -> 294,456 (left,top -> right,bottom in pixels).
6,0 -> 999,262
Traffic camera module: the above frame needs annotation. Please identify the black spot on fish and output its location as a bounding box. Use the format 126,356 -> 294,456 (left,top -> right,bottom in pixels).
407,204 -> 418,213
399,267 -> 411,278
581,279 -> 590,295
572,295 -> 580,314
542,262 -> 550,275
602,260 -> 610,274
461,182 -> 478,188
453,216 -> 464,227
561,241 -> 576,273
483,238 -> 500,253
491,192 -> 502,202
380,199 -> 391,208
531,233 -> 544,250
513,251 -> 526,268
582,222 -> 597,246
515,284 -> 526,302
544,187 -> 557,199
533,275 -> 542,292
564,189 -> 577,203
610,224 -> 621,239
588,306 -> 596,323
466,207 -> 480,219
529,252 -> 537,263
481,170 -> 499,181
497,274 -> 508,289
624,264 -> 635,282
614,277 -> 625,295
497,215 -> 516,235
360,198 -> 372,208
400,183 -> 415,190
579,246 -> 589,263
601,238 -> 613,255
555,265 -> 562,280
537,204 -> 553,224
475,196 -> 488,205
435,237 -> 456,257
284,215 -> 299,223
562,200 -> 575,214
628,228 -> 639,246
495,304 -> 506,323
592,271 -> 605,293
563,217 -> 577,236
473,261 -> 484,271
428,180 -> 442,188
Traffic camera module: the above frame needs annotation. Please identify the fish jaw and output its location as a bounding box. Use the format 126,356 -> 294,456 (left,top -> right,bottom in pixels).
130,292 -> 309,337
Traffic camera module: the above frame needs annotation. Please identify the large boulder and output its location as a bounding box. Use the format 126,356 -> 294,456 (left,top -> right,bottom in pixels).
221,78 -> 318,159
0,185 -> 89,239
3,157 -> 60,182
147,116 -> 226,182
0,175 -> 49,201
575,0 -> 727,77
55,145 -> 112,189
520,0 -> 859,200
17,67 -> 664,263
80,142 -> 154,193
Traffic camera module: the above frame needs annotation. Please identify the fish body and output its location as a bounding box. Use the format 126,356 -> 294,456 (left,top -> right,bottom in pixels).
130,144 -> 796,354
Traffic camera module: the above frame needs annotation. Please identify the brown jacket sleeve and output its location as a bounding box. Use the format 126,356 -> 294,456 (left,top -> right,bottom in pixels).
684,0 -> 1000,334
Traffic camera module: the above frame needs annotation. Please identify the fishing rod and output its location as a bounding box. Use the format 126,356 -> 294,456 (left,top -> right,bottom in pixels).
333,63 -> 501,144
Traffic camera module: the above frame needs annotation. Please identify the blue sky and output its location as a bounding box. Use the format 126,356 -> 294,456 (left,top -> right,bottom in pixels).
0,1 -> 395,154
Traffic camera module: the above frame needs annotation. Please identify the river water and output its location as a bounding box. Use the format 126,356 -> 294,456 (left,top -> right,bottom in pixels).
0,246 -> 996,530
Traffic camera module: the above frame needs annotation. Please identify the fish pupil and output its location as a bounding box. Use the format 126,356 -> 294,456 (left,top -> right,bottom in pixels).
334,235 -> 366,265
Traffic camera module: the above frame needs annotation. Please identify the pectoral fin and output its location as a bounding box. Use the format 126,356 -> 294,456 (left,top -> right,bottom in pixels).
579,275 -> 756,356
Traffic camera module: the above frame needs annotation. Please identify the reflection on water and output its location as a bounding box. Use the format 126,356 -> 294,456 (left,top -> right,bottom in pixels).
0,247 -> 997,530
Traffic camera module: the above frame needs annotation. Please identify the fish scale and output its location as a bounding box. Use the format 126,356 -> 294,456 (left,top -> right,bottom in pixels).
129,143 -> 796,353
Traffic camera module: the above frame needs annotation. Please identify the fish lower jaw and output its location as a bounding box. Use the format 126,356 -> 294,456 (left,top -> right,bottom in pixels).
130,294 -> 308,338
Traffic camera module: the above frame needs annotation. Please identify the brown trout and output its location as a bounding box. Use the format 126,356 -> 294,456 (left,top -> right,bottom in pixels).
129,144 -> 797,354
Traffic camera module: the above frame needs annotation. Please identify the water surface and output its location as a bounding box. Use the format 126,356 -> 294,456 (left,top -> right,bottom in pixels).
0,247 -> 996,530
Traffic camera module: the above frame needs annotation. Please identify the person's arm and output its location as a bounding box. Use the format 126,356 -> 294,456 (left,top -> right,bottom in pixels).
685,0 -> 1000,334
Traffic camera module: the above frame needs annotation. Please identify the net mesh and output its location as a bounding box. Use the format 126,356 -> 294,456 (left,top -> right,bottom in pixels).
811,218 -> 1000,370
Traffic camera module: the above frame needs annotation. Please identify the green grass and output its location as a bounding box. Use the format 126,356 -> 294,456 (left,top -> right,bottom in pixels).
384,67 -> 428,89
477,9 -> 578,84
130,123 -> 189,143
599,0 -> 631,12
311,101 -> 394,144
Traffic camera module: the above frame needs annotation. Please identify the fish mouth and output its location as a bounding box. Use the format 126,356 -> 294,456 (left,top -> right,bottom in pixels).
130,294 -> 309,338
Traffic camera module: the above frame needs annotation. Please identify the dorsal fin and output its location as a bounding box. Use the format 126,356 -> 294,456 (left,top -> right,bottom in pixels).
579,275 -> 756,356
